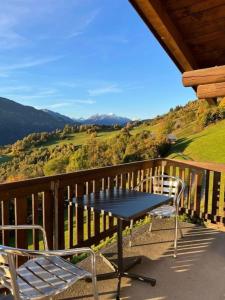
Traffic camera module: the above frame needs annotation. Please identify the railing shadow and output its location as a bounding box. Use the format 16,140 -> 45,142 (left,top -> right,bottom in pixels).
117,224 -> 225,300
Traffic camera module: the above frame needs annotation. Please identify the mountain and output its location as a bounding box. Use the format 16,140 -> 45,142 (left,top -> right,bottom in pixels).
78,114 -> 131,126
0,97 -> 73,145
0,97 -> 131,145
42,109 -> 78,125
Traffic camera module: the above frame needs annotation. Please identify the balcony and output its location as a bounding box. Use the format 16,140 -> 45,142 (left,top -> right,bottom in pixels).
0,158 -> 225,299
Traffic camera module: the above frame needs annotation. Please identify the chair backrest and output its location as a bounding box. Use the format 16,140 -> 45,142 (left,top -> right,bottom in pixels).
135,175 -> 185,206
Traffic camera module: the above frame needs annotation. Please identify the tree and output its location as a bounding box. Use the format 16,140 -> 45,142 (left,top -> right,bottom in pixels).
44,156 -> 69,176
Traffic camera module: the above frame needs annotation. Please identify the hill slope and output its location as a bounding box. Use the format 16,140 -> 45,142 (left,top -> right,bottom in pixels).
0,97 -> 70,145
168,120 -> 225,163
42,109 -> 77,125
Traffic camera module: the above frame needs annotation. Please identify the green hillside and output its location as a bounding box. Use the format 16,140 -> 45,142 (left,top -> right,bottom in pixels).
168,120 -> 225,163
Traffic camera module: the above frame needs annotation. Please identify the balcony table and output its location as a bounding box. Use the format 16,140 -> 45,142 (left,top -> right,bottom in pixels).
77,188 -> 172,300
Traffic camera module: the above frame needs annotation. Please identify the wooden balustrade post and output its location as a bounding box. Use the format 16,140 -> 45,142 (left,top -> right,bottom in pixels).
67,186 -> 74,249
204,170 -> 210,219
51,181 -> 65,250
76,183 -> 85,246
93,180 -> 101,240
42,190 -> 54,250
15,196 -> 28,265
179,168 -> 185,210
1,199 -> 9,245
193,172 -> 201,217
212,172 -> 221,223
32,194 -> 39,250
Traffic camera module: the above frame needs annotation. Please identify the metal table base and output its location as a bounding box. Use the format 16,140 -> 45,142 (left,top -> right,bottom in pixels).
96,219 -> 156,300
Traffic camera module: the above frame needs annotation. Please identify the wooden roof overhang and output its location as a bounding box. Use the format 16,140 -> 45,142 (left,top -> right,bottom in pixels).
129,0 -> 225,72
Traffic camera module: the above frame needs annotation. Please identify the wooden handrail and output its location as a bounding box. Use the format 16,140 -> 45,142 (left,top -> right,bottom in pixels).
162,158 -> 225,173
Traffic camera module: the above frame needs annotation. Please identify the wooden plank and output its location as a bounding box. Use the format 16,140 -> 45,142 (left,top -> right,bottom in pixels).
32,194 -> 39,250
67,186 -> 74,249
52,181 -> 65,250
93,179 -> 101,242
94,210 -> 101,243
42,190 -> 54,250
121,173 -> 127,189
15,196 -> 28,265
129,0 -> 197,72
1,200 -> 9,245
15,196 -> 28,249
163,158 -> 225,173
76,183 -> 85,246
132,171 -> 138,189
212,171 -> 221,222
87,208 -> 92,239
197,82 -> 225,98
94,179 -> 102,193
179,168 -> 185,208
0,160 -> 155,194
204,170 -> 210,218
183,65 -> 225,87
193,173 -> 201,216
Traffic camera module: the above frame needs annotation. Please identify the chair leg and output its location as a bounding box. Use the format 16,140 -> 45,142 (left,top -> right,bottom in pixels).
92,274 -> 99,300
129,219 -> 134,247
178,221 -> 183,238
174,215 -> 178,258
177,221 -> 184,238
149,215 -> 154,232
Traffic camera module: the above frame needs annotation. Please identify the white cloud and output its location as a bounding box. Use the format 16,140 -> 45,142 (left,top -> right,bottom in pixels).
88,84 -> 122,96
35,99 -> 96,110
45,102 -> 71,109
66,8 -> 100,39
66,31 -> 83,39
0,56 -> 63,73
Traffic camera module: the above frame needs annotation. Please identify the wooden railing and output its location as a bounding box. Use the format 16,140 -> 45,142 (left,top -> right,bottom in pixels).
0,158 -> 224,252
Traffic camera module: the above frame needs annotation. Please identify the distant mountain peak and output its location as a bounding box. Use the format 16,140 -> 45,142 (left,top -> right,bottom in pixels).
76,114 -> 131,126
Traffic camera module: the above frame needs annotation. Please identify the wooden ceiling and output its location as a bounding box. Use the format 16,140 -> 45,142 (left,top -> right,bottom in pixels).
129,0 -> 225,72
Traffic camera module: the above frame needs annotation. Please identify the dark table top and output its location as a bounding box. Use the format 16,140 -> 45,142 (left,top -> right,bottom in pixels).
77,188 -> 172,221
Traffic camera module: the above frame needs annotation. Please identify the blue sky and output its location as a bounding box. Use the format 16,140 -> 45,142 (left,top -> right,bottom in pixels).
0,0 -> 196,120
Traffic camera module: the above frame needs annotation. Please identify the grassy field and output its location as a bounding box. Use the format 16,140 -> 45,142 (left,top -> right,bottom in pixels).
39,129 -> 121,149
168,120 -> 225,163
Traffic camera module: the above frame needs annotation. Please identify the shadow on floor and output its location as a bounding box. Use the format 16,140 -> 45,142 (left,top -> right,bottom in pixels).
119,223 -> 225,300
54,221 -> 225,300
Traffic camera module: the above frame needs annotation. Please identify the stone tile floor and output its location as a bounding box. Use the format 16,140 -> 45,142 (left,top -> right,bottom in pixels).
58,219 -> 225,300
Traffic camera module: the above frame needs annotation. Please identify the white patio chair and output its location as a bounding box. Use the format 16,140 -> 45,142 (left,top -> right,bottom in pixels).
129,175 -> 185,257
0,225 -> 98,300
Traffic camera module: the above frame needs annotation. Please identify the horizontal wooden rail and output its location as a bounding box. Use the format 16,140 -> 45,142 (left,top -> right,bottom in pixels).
0,158 -> 225,255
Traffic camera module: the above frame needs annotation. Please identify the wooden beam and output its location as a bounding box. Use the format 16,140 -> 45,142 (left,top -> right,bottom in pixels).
129,0 -> 198,72
197,82 -> 225,99
183,65 -> 225,87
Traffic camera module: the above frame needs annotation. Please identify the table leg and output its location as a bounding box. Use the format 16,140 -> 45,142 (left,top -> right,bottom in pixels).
94,218 -> 156,299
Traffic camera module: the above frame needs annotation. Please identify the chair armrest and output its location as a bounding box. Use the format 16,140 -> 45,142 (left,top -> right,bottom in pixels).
0,225 -> 49,250
2,247 -> 97,279
0,246 -> 95,259
29,247 -> 95,257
